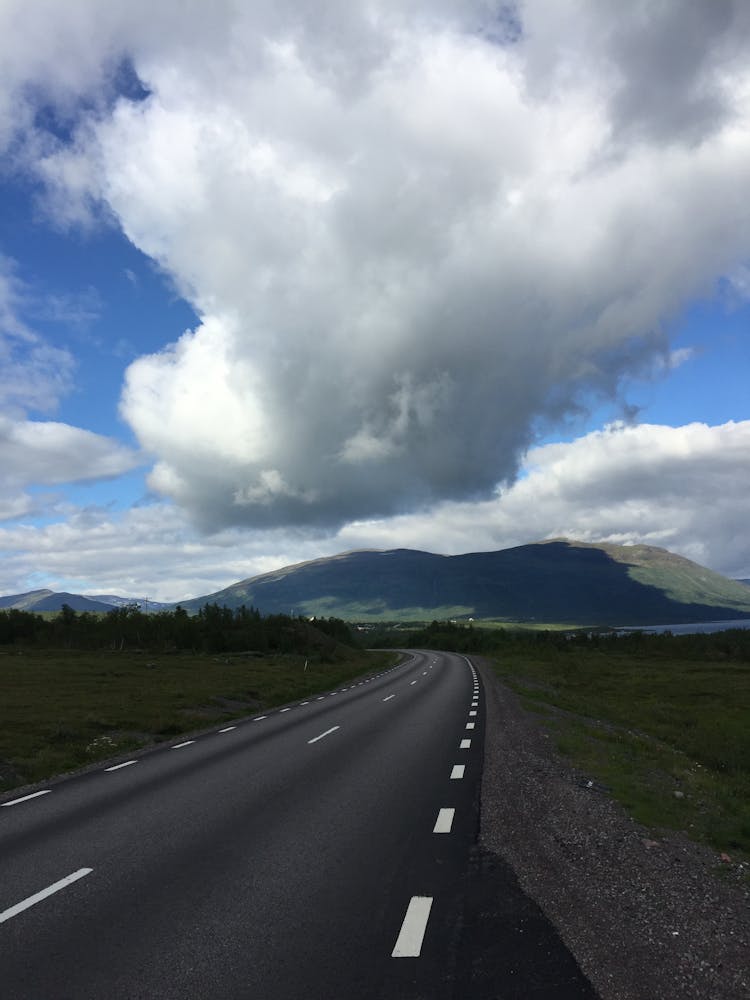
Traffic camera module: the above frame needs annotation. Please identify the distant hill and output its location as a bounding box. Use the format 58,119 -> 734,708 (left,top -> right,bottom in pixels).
0,590 -> 116,613
87,595 -> 172,611
175,540 -> 750,626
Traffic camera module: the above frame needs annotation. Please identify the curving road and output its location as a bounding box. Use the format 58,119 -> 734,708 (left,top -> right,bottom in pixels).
0,651 -> 486,999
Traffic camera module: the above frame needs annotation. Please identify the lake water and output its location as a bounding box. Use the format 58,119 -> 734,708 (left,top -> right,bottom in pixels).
617,619 -> 750,636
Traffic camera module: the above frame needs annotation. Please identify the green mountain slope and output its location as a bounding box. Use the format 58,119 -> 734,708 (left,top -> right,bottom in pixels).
176,540 -> 750,625
0,590 -> 115,613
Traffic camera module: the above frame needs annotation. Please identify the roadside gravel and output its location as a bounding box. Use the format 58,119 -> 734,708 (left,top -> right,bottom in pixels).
476,657 -> 750,1000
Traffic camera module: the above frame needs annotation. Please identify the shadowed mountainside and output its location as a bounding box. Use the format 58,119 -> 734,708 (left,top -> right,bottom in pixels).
174,540 -> 750,625
0,590 -> 115,613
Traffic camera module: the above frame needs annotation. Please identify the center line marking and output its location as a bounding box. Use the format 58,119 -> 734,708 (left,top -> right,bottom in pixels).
171,740 -> 194,749
1,790 -> 50,808
218,726 -> 236,733
433,808 -> 455,833
392,896 -> 433,957
105,760 -> 136,771
450,764 -> 465,779
307,726 -> 340,744
382,694 -> 395,701
0,868 -> 93,924
460,739 -> 471,749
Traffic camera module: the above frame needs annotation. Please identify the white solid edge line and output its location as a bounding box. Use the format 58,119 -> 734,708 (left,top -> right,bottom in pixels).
307,725 -> 340,745
1,789 -> 50,807
0,868 -> 93,924
171,740 -> 194,749
104,760 -> 136,772
450,764 -> 465,779
433,808 -> 455,834
218,726 -> 236,733
382,694 -> 395,702
392,896 -> 433,957
460,739 -> 471,749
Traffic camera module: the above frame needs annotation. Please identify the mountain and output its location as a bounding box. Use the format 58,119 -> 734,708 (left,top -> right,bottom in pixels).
87,595 -> 172,611
175,540 -> 750,626
0,590 -> 116,613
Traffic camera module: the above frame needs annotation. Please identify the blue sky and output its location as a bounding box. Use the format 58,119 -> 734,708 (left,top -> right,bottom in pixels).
1,1 -> 749,600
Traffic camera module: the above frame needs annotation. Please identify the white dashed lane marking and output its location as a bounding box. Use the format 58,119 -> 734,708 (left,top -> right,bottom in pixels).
104,760 -> 136,772
460,739 -> 471,749
253,715 -> 268,721
0,868 -> 93,925
218,726 -> 236,733
466,722 -> 475,730
170,741 -> 194,750
392,897 -> 433,957
450,764 -> 465,780
433,808 -> 455,833
307,726 -> 340,745
1,790 -> 50,807
382,694 -> 395,702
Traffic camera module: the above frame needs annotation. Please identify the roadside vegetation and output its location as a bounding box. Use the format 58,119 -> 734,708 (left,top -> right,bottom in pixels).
378,621 -> 750,859
0,605 -> 395,795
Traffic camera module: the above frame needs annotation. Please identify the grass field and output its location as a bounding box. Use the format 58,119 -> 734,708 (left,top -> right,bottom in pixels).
0,647 -> 396,795
489,640 -> 750,860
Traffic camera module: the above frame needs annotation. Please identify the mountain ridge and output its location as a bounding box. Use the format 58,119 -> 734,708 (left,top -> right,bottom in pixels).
4,540 -> 749,625
173,539 -> 750,625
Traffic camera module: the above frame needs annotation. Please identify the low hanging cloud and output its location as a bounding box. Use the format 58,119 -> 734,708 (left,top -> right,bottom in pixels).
0,416 -> 141,524
337,420 -> 750,580
4,2 -> 750,532
1,420 -> 748,602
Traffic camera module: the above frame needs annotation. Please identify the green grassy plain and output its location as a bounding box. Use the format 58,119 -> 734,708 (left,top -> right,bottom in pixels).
0,648 -> 396,795
490,637 -> 750,859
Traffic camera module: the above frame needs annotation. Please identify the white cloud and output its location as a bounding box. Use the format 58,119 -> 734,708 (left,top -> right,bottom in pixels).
336,420 -> 750,580
2,2 -> 750,550
0,416 -> 141,523
0,258 -> 76,417
1,421 -> 749,601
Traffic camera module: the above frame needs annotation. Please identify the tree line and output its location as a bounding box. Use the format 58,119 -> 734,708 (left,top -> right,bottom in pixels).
0,603 -> 358,655
370,619 -> 750,660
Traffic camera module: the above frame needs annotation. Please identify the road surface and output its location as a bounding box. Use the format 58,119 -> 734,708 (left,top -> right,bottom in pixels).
0,650 -> 596,998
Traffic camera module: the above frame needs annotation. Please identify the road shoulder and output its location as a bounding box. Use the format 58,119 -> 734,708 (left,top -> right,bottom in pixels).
476,657 -> 750,1000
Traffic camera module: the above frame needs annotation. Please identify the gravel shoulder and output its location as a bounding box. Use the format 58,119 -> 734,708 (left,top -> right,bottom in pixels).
476,657 -> 750,1000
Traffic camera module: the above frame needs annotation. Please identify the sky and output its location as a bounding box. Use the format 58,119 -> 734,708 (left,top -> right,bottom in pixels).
1,0 -> 749,602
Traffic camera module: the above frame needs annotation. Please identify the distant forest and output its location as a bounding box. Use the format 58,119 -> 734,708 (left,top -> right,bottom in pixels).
371,620 -> 750,661
0,603 -> 357,655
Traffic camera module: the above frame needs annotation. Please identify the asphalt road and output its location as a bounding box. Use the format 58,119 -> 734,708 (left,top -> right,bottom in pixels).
0,650 -> 488,999
0,649 -> 598,999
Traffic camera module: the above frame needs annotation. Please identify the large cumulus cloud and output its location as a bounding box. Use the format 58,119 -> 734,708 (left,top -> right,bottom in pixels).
4,1 -> 750,531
